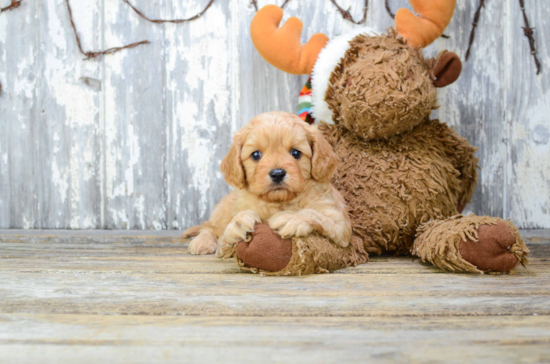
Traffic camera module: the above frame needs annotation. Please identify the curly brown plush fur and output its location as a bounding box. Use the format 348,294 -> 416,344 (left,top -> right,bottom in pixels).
321,119 -> 478,255
326,30 -> 437,140
314,30 -> 530,274
414,215 -> 529,273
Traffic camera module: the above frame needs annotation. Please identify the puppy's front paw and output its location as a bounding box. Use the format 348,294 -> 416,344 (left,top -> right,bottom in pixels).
268,213 -> 313,239
224,210 -> 261,244
188,231 -> 217,255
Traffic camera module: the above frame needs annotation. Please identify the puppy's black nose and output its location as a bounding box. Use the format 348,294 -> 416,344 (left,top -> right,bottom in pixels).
269,169 -> 286,183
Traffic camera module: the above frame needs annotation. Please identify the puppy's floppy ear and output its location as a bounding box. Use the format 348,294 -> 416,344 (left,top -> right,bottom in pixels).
220,131 -> 246,189
307,125 -> 338,182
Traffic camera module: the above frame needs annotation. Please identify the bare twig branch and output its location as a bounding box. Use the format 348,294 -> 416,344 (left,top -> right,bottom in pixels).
280,0 -> 292,8
518,0 -> 541,74
250,0 -> 258,12
1,0 -> 23,96
465,0 -> 485,60
385,0 -> 394,19
121,0 -> 215,24
385,1 -> 449,39
0,0 -> 21,13
330,0 -> 368,25
250,0 -> 292,12
65,0 -> 149,60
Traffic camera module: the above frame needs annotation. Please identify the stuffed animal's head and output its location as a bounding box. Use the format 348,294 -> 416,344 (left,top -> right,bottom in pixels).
251,0 -> 462,140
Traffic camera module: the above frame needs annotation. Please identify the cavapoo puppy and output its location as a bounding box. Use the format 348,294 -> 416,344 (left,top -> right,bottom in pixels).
182,111 -> 351,256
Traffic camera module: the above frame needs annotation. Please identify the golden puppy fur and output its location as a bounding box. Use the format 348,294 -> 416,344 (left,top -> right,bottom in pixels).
182,111 -> 351,255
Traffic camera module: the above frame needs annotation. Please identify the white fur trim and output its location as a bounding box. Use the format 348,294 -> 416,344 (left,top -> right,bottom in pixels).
311,27 -> 380,124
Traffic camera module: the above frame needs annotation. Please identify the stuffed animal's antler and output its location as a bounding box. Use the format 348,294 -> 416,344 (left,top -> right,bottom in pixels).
395,0 -> 456,48
250,5 -> 329,75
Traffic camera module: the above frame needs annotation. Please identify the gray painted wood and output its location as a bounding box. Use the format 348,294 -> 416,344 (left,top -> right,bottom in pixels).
0,0 -> 549,229
0,231 -> 549,363
1,315 -> 549,364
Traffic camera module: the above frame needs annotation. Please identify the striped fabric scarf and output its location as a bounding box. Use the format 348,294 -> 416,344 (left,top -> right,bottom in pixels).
298,78 -> 315,124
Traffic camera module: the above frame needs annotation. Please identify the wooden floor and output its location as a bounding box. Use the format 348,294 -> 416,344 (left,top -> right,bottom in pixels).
0,230 -> 549,364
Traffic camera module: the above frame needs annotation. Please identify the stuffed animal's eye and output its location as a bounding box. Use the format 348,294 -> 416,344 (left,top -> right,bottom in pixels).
251,151 -> 261,161
291,149 -> 302,159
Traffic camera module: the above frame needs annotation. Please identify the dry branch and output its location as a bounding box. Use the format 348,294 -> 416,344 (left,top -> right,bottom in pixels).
465,0 -> 485,60
385,0 -> 448,38
121,0 -> 215,24
1,0 -> 23,95
279,0 -> 292,8
65,0 -> 149,60
329,0 -> 368,25
385,0 -> 394,19
518,0 -> 541,74
250,0 -> 292,12
0,0 -> 21,13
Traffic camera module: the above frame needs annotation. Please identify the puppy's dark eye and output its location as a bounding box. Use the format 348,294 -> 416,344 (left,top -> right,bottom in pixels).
291,149 -> 302,159
251,151 -> 261,161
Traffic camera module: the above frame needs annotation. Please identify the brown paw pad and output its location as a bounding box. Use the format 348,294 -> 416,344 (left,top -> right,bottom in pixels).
460,221 -> 519,273
235,223 -> 292,272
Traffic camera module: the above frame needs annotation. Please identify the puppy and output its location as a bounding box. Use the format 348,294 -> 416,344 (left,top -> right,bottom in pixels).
182,111 -> 351,256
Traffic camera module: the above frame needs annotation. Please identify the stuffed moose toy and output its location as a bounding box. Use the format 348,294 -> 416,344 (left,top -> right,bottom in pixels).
223,0 -> 530,275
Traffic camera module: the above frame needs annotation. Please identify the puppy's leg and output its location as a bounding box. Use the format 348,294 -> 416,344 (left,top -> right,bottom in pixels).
186,192 -> 236,255
181,225 -> 202,238
268,211 -> 314,239
223,210 -> 261,244
215,210 -> 261,259
268,209 -> 351,247
188,228 -> 218,255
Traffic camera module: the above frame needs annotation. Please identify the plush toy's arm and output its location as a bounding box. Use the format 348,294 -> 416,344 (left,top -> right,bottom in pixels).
433,121 -> 479,205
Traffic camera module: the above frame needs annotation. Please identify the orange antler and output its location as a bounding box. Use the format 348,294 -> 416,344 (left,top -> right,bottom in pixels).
395,0 -> 456,48
250,5 -> 329,75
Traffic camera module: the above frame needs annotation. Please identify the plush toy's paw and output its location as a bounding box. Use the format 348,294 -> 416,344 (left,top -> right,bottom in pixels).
236,223 -> 293,272
267,212 -> 313,239
414,215 -> 530,274
459,221 -> 524,273
235,224 -> 369,276
223,210 -> 261,245
188,230 -> 217,255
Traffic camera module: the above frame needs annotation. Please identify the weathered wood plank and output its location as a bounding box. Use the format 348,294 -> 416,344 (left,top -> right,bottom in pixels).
504,0 -> 550,228
0,229 -> 547,273
0,0 -> 40,228
0,253 -> 547,274
0,230 -> 548,362
437,0 -> 507,218
1,0 -> 549,229
102,0 -> 167,229
163,0 -> 235,230
0,231 -> 548,317
0,315 -> 549,364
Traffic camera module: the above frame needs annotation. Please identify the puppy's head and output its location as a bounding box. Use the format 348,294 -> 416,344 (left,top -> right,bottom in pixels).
220,112 -> 337,203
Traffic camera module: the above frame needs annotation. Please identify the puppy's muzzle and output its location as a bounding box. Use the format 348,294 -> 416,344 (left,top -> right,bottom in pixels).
269,169 -> 286,184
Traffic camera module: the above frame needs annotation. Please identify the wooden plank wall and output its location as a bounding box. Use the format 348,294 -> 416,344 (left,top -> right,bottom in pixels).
0,0 -> 548,229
